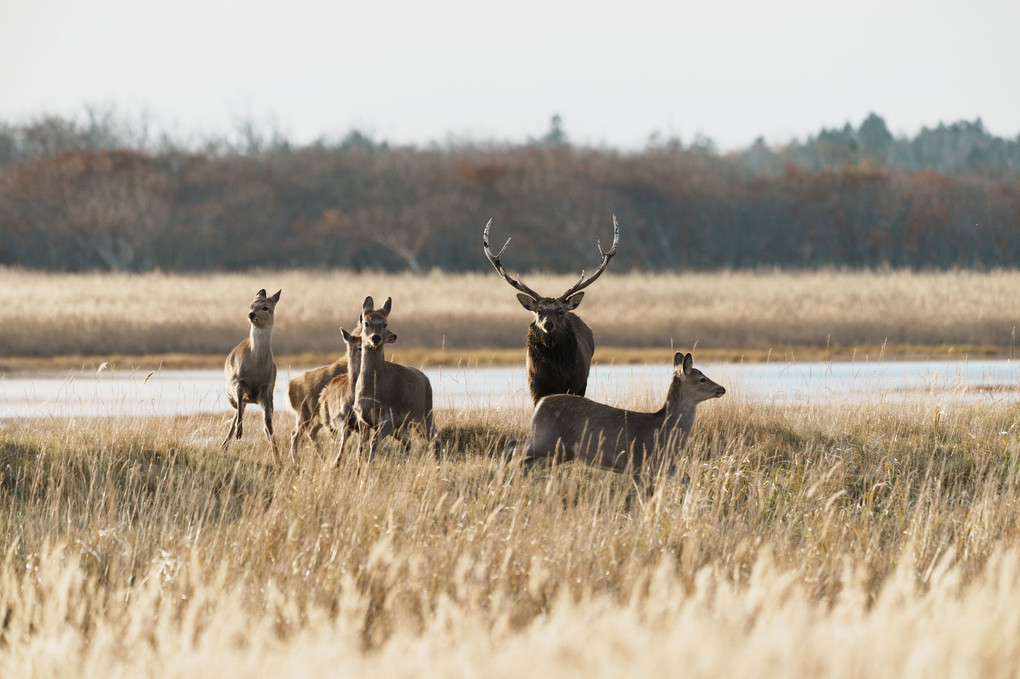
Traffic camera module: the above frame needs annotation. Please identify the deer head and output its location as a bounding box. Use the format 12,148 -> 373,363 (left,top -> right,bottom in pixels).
483,216 -> 620,335
248,289 -> 281,329
358,296 -> 397,350
674,352 -> 726,401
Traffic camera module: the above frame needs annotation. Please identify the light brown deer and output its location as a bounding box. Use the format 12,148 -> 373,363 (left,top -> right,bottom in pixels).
319,326 -> 369,465
222,288 -> 283,462
483,216 -> 620,404
287,325 -> 374,458
354,296 -> 440,458
506,352 -> 724,492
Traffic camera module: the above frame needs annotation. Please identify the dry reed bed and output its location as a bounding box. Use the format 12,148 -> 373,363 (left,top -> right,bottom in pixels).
2,391 -> 1020,676
3,268 -> 1020,359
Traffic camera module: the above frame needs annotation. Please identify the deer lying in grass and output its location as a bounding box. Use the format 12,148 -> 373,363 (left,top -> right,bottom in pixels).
506,352 -> 725,491
354,296 -> 440,458
483,216 -> 620,404
319,326 -> 371,464
222,288 -> 283,462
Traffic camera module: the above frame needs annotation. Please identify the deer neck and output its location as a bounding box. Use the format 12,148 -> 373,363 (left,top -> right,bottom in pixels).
346,350 -> 361,385
248,324 -> 274,363
663,378 -> 698,437
356,344 -> 386,400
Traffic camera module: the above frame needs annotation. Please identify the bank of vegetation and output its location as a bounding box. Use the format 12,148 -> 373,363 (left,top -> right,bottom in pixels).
1,112 -> 1017,274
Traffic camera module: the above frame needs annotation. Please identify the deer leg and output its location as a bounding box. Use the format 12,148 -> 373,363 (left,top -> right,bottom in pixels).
333,414 -> 354,467
222,386 -> 247,448
429,428 -> 442,459
368,415 -> 394,459
289,412 -> 308,459
261,392 -> 282,464
308,420 -> 324,452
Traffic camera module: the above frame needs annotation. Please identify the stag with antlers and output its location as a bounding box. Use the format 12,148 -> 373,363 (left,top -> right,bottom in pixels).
483,216 -> 620,404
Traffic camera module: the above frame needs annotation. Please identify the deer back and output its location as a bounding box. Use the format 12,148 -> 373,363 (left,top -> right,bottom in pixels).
288,358 -> 348,413
530,394 -> 665,473
357,360 -> 434,427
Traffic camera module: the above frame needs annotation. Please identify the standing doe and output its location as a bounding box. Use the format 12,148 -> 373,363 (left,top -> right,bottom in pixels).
222,288 -> 284,462
483,216 -> 620,404
506,352 -> 725,492
354,296 -> 440,458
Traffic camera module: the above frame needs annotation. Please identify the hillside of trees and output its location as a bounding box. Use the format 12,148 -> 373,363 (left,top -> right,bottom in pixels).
1,112 -> 1018,273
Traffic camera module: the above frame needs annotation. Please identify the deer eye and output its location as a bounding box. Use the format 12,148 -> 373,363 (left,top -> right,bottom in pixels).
262,306 -> 269,311
699,377 -> 706,382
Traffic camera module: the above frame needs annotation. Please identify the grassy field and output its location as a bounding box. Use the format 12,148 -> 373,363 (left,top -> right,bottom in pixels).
2,267 -> 1020,372
3,268 -> 1020,674
2,390 -> 1020,676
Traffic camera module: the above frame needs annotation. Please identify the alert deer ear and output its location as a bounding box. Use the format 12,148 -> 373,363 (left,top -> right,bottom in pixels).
256,288 -> 267,299
673,351 -> 684,367
516,293 -> 539,312
363,296 -> 374,312
382,297 -> 392,315
340,327 -> 353,342
270,290 -> 281,304
683,353 -> 694,374
563,291 -> 584,310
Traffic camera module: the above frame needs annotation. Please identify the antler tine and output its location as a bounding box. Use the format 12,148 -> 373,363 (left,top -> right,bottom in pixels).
482,219 -> 542,300
558,215 -> 622,301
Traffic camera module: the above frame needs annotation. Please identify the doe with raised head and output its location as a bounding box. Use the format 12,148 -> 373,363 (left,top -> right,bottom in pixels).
222,288 -> 283,462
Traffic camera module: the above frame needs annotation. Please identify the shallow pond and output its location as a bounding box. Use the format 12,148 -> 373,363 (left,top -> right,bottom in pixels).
1,359 -> 1018,419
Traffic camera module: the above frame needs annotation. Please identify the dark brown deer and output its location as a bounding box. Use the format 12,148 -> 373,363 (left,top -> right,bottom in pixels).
505,352 -> 725,492
483,216 -> 620,404
222,288 -> 283,462
319,326 -> 369,465
353,296 -> 440,458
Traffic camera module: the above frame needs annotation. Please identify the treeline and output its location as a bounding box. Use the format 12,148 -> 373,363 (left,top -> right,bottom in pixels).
0,112 -> 1018,273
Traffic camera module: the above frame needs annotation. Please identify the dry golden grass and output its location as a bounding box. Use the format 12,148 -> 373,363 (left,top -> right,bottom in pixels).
3,268 -> 1020,371
2,386 -> 1020,675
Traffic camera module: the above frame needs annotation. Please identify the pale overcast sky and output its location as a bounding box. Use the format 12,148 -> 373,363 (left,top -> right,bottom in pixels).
1,0 -> 1018,151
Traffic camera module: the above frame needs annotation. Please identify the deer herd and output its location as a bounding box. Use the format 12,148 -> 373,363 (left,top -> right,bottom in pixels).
222,217 -> 726,491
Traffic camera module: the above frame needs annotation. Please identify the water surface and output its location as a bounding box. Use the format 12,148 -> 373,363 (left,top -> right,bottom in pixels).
1,359 -> 1017,419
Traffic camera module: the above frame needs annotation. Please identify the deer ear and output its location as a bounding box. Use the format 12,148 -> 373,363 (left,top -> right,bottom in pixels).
382,297 -> 392,315
516,293 -> 538,311
563,291 -> 584,310
683,353 -> 694,373
256,289 -> 267,299
673,351 -> 684,367
270,289 -> 281,304
340,327 -> 353,342
363,296 -> 374,311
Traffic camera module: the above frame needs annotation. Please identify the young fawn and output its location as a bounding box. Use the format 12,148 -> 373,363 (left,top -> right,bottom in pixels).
506,352 -> 725,491
354,296 -> 440,458
222,288 -> 284,462
319,326 -> 381,464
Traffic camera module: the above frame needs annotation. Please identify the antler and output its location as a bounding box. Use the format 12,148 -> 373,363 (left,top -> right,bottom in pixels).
557,215 -> 621,301
482,219 -> 544,300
